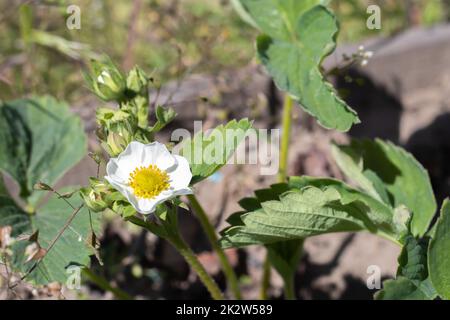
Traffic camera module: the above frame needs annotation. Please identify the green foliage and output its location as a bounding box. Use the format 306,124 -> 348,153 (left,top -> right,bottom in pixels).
376,235 -> 437,300
375,277 -> 436,300
234,0 -> 359,131
180,119 -> 253,184
220,183 -> 392,248
331,139 -> 436,237
1,190 -> 100,285
0,95 -> 98,285
428,199 -> 450,299
0,96 -> 87,208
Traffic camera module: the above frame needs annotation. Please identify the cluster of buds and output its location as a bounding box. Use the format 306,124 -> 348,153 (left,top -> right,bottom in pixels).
82,57 -> 178,215
85,58 -> 153,157
95,107 -> 141,157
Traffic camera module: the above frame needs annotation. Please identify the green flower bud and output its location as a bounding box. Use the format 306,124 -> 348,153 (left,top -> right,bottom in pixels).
112,201 -> 136,218
85,58 -> 126,102
80,187 -> 108,212
126,66 -> 148,95
96,108 -> 137,130
105,131 -> 129,157
89,177 -> 110,193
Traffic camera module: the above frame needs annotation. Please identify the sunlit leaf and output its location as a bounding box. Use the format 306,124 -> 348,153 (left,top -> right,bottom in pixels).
235,1 -> 359,131
180,119 -> 253,184
331,139 -> 436,237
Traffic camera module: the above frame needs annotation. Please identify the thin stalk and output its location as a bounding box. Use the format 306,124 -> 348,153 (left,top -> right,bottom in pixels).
170,233 -> 224,300
259,258 -> 271,300
278,94 -> 293,182
82,268 -> 133,300
187,194 -> 242,299
260,94 -> 294,300
283,275 -> 295,300
127,213 -> 224,300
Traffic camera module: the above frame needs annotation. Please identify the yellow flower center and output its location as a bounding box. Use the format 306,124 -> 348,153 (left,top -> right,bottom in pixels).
129,165 -> 170,199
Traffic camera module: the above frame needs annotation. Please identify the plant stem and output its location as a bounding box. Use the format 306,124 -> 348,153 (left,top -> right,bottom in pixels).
82,268 -> 133,300
170,233 -> 225,300
187,194 -> 242,299
260,94 -> 294,300
283,275 -> 295,300
259,258 -> 271,300
278,94 -> 293,182
127,212 -> 224,300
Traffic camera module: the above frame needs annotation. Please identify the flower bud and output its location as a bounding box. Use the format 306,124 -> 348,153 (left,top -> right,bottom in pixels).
85,58 -> 126,102
126,66 -> 148,95
105,131 -> 129,157
80,187 -> 108,212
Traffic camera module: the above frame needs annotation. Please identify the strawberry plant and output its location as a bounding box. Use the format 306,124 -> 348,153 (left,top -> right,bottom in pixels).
0,0 -> 448,301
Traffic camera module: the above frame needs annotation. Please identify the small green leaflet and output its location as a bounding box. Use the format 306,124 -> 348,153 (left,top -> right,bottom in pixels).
180,119 -> 253,184
331,138 -> 436,237
376,234 -> 438,300
234,0 -> 359,131
428,199 -> 450,299
0,96 -> 87,207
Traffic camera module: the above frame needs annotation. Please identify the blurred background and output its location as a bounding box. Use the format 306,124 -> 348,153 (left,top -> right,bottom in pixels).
1,0 -> 450,299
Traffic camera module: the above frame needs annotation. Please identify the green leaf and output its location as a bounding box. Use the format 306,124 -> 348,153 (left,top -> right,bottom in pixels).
376,234 -> 438,300
375,277 -> 434,300
397,235 -> 428,282
331,139 -> 436,237
236,1 -> 359,131
0,96 -> 87,207
1,189 -> 100,285
220,186 -> 380,248
180,119 -> 253,184
428,199 -> 450,299
288,176 -> 398,239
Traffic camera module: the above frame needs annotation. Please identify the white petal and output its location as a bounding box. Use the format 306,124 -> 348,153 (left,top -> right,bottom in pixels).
116,141 -> 146,171
171,188 -> 193,196
168,155 -> 192,191
134,193 -> 169,214
142,142 -> 176,170
105,158 -> 131,184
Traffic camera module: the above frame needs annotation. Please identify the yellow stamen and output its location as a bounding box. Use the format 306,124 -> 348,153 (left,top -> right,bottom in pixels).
129,165 -> 170,199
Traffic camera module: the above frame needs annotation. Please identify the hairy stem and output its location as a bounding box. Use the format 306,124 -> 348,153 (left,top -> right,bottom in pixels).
187,194 -> 242,299
260,94 -> 294,300
170,233 -> 224,300
284,275 -> 296,300
82,268 -> 133,300
278,94 -> 293,182
259,258 -> 271,300
128,210 -> 224,300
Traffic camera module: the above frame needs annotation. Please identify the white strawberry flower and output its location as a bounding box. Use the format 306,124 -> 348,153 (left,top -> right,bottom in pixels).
105,141 -> 192,214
